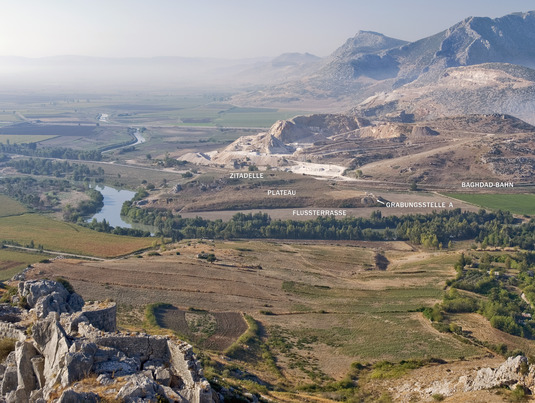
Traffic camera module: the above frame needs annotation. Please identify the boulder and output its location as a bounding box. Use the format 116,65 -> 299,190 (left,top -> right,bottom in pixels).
66,293 -> 84,312
1,365 -> 18,395
466,355 -> 528,391
14,341 -> 39,399
31,315 -> 71,385
19,280 -> 69,308
30,357 -> 45,389
57,389 -> 99,403
61,351 -> 94,386
115,373 -> 165,402
154,367 -> 172,386
19,280 -> 84,319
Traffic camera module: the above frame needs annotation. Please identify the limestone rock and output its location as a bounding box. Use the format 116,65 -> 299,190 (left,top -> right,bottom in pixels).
30,357 -> 45,389
57,389 -> 99,403
19,280 -> 84,319
116,373 -> 164,402
14,341 -> 38,399
1,365 -> 18,395
61,351 -> 94,386
66,293 -> 84,312
19,280 -> 69,308
31,315 -> 71,385
0,280 -> 212,402
154,367 -> 172,386
465,355 -> 528,391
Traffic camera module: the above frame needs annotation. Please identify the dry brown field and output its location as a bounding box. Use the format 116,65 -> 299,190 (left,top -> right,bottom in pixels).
156,306 -> 248,351
26,239 -> 487,384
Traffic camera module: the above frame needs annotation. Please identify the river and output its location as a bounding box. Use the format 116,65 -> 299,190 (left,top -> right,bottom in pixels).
87,185 -> 136,228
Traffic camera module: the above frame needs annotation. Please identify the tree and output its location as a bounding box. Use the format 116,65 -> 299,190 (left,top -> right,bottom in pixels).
206,254 -> 216,263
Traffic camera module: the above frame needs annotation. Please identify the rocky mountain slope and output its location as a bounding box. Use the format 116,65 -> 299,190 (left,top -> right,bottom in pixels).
355,63 -> 535,124
233,10 -> 535,110
0,279 -> 212,402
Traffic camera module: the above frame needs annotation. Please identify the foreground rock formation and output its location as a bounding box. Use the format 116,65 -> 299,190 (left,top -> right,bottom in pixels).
393,355 -> 535,402
0,280 -> 212,402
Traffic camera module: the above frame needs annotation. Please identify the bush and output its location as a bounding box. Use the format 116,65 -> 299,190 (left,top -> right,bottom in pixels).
55,277 -> 74,294
422,304 -> 444,322
490,316 -> 522,336
0,338 -> 16,361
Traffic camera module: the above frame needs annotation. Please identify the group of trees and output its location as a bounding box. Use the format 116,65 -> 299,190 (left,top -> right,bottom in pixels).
8,158 -> 105,181
83,218 -> 151,237
0,176 -> 75,211
430,252 -> 535,339
120,197 -> 533,248
0,142 -> 102,161
62,189 -> 104,222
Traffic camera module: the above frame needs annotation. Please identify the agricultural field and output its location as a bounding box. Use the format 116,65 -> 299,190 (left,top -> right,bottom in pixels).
109,101 -> 306,128
25,239 -> 486,387
6,93 -> 307,129
444,193 -> 535,216
156,306 -> 248,351
0,134 -> 58,144
0,195 -> 27,217
107,126 -> 252,163
0,122 -> 97,137
0,214 -> 152,258
0,248 -> 51,281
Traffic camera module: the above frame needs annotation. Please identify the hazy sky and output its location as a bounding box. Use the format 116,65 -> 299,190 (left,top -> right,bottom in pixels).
2,0 -> 534,59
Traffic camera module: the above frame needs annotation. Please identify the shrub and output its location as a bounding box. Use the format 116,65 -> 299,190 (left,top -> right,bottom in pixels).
0,338 -> 16,361
55,277 -> 74,294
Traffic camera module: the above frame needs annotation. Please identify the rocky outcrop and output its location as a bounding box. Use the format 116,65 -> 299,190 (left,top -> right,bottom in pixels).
80,302 -> 117,333
394,355 -> 535,401
18,280 -> 85,319
0,280 -> 212,402
268,114 -> 370,143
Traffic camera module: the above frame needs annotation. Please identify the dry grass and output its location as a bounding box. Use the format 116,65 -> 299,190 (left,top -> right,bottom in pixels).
26,239 -> 486,382
0,214 -> 152,258
449,313 -> 535,356
0,195 -> 27,217
0,248 -> 52,281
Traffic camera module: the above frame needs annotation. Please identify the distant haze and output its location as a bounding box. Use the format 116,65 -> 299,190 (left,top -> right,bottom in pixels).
1,0 -> 535,59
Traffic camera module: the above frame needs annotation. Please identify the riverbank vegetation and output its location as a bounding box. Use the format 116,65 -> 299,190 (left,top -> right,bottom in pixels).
122,198 -> 535,249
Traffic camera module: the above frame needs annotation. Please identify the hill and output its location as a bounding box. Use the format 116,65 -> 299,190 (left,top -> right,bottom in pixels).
355,63 -> 535,124
233,10 -> 535,110
180,112 -> 535,187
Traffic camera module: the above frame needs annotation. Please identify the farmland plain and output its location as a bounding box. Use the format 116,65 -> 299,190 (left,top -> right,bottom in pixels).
445,193 -> 535,216
0,214 -> 152,258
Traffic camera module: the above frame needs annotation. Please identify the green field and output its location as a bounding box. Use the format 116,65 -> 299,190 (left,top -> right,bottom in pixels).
112,103 -> 306,128
0,195 -> 28,217
0,134 -> 58,144
0,214 -> 153,258
444,193 -> 535,215
0,248 -> 52,281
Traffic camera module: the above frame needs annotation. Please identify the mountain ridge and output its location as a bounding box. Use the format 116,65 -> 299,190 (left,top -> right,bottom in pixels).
233,10 -> 535,110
